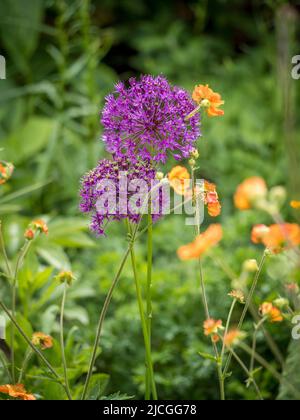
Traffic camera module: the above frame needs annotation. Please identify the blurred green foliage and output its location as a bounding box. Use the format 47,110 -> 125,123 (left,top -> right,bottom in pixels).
0,0 -> 300,400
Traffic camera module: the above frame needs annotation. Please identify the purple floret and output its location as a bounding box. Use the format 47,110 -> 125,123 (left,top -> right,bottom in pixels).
79,157 -> 166,235
101,75 -> 200,163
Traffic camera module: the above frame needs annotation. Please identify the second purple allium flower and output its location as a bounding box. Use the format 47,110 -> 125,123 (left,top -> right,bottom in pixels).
101,75 -> 200,163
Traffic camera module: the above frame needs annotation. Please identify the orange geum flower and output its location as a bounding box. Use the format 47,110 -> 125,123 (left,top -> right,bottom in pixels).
204,181 -> 222,217
291,201 -> 300,210
32,219 -> 49,235
234,177 -> 268,210
0,162 -> 14,185
224,329 -> 245,347
177,224 -> 223,261
204,319 -> 223,337
0,384 -> 36,401
261,223 -> 300,253
192,84 -> 224,117
168,166 -> 191,196
259,302 -> 283,323
32,332 -> 53,350
251,224 -> 270,244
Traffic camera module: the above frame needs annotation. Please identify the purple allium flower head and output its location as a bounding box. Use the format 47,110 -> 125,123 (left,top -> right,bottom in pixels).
79,157 -> 166,236
101,75 -> 200,163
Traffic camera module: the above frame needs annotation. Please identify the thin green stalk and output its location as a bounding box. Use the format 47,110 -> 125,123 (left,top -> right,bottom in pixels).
81,247 -> 131,400
191,168 -> 224,400
221,299 -> 237,362
129,242 -> 158,400
18,348 -> 33,383
249,318 -> 266,374
239,342 -> 300,400
0,300 -> 69,396
11,240 -> 32,383
145,212 -> 153,400
228,347 -> 263,400
60,283 -> 72,400
223,252 -> 267,377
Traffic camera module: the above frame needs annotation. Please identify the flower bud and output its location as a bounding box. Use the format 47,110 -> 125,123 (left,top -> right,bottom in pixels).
190,148 -> 200,159
269,186 -> 287,209
273,297 -> 289,309
189,159 -> 196,167
243,259 -> 259,273
155,171 -> 164,181
56,271 -> 75,286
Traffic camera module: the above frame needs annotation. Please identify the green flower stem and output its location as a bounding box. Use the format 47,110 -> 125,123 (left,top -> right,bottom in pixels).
81,246 -> 131,400
60,283 -> 72,400
129,239 -> 158,400
221,299 -> 237,362
145,212 -> 153,400
191,167 -> 224,400
239,342 -> 300,400
0,300 -> 71,397
0,222 -> 12,279
228,346 -> 263,400
18,348 -> 33,383
11,240 -> 33,383
249,317 -> 266,374
223,251 -> 267,378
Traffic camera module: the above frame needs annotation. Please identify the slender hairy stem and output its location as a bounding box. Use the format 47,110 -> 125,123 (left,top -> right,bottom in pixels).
239,342 -> 300,400
249,318 -> 266,374
18,348 -> 33,383
60,283 -> 72,400
191,168 -> 224,400
223,252 -> 267,377
145,212 -> 153,400
81,247 -> 131,400
228,347 -> 263,400
221,299 -> 237,362
129,233 -> 157,400
0,300 -> 70,396
11,240 -> 32,383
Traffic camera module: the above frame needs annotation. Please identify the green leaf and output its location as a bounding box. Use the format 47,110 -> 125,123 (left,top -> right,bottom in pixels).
198,352 -> 217,363
278,339 -> 300,400
3,117 -> 55,164
0,0 -> 44,74
86,374 -> 110,400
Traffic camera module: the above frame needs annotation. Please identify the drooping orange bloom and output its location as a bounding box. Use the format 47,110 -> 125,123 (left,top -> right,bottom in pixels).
204,319 -> 223,337
177,224 -> 223,261
291,201 -> 300,210
234,177 -> 267,210
252,223 -> 300,253
251,224 -> 270,244
168,166 -> 191,196
259,302 -> 283,323
32,220 -> 49,235
204,181 -> 222,217
25,219 -> 49,241
224,329 -> 245,347
0,384 -> 36,401
0,162 -> 14,185
192,84 -> 224,117
32,332 -> 53,350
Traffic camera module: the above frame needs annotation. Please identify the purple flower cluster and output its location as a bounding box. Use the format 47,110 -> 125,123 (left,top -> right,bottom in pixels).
80,157 -> 165,235
101,75 -> 200,163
